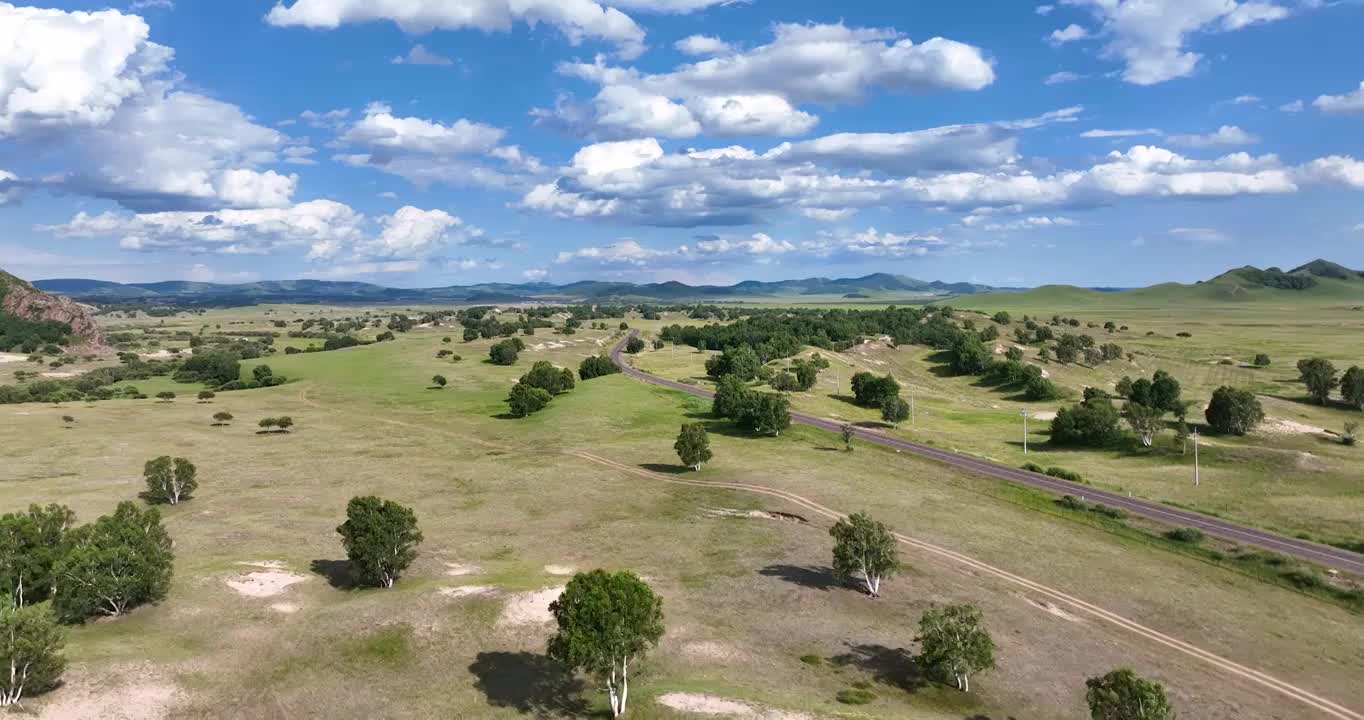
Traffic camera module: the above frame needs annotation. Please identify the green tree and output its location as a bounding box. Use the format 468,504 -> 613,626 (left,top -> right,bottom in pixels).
1253,353 -> 1271,367
673,423 -> 712,471
252,364 -> 275,384
275,416 -> 295,432
736,392 -> 790,436
431,374 -> 447,389
705,345 -> 761,380
850,372 -> 900,407
53,502 -> 174,621
1205,386 -> 1264,436
336,496 -> 422,589
463,327 -> 480,342
829,512 -> 898,597
992,311 -> 1011,325
579,354 -> 620,380
1298,357 -> 1338,405
918,604 -> 994,692
212,411 -> 233,426
711,374 -> 749,419
1123,403 -> 1165,447
1050,398 -> 1121,447
624,336 -> 646,354
1340,365 -> 1364,410
142,456 -> 198,505
489,338 -> 525,366
0,601 -> 66,706
840,423 -> 855,450
156,391 -> 176,402
520,361 -> 576,395
1085,669 -> 1175,720
1004,346 -> 1024,362
0,505 -> 75,606
949,337 -> 990,375
547,570 -> 664,718
880,396 -> 910,428
1115,376 -> 1134,398
507,383 -> 553,417
197,390 -> 215,402
1023,376 -> 1062,401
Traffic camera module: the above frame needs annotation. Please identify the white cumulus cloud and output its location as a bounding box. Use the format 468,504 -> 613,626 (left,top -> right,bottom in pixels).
1313,81 -> 1364,115
1166,125 -> 1259,147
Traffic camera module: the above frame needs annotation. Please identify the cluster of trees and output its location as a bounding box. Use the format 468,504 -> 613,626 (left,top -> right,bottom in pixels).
712,375 -> 791,436
0,314 -> 72,354
1051,396 -> 1122,447
768,354 -> 829,393
1205,387 -> 1264,435
624,336 -> 646,354
1114,371 -> 1185,447
258,416 -> 295,433
506,361 -> 576,417
489,338 -> 526,366
0,354 -> 178,405
578,354 -> 620,380
1298,358 -> 1364,409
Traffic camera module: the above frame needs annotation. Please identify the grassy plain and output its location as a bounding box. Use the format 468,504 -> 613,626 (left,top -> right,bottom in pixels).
0,305 -> 1361,719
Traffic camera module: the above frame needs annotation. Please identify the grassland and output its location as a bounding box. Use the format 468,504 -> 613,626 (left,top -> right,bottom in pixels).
1,305 -> 1361,719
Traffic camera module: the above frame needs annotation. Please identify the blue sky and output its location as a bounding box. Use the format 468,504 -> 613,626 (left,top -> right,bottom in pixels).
1,0 -> 1362,288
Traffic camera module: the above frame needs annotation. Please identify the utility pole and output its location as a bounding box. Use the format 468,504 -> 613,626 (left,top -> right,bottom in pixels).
1020,409 -> 1031,454
1193,426 -> 1200,486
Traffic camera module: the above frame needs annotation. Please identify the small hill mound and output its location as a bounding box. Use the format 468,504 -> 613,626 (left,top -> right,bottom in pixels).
0,268 -> 105,349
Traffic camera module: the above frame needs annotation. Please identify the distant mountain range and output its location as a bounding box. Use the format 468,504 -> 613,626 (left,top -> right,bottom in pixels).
30,274 -> 1013,305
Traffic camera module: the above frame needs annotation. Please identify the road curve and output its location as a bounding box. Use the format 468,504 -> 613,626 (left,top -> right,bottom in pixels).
610,332 -> 1364,576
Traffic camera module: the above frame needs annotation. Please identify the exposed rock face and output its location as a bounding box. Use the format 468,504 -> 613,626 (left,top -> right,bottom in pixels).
0,269 -> 106,348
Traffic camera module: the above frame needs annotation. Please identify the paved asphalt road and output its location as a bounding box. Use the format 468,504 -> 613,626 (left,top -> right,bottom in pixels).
610,332 -> 1364,576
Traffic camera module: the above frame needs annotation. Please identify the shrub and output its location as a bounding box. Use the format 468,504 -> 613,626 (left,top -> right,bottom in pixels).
1164,527 -> 1205,544
1057,495 -> 1088,511
1021,462 -> 1045,473
155,391 -> 176,402
1205,386 -> 1264,435
197,390 -> 215,402
835,688 -> 876,705
519,361 -> 575,395
850,372 -> 900,407
1091,504 -> 1126,520
489,338 -> 525,366
1050,398 -> 1121,447
579,354 -> 619,380
1044,466 -> 1083,483
0,601 -> 66,705
211,411 -> 233,426
507,383 -> 552,417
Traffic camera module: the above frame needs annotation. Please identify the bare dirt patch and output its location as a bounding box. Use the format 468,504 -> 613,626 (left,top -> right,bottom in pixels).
543,564 -> 576,575
703,507 -> 808,523
40,371 -> 76,378
1030,410 -> 1058,421
1027,596 -> 1082,623
444,562 -> 481,576
37,678 -> 180,720
655,692 -> 812,719
1259,417 -> 1327,436
496,586 -> 563,627
225,570 -> 310,598
438,585 -> 496,598
270,602 -> 301,614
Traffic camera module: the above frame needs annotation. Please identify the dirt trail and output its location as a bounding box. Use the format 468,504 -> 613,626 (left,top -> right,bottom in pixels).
567,450 -> 1363,720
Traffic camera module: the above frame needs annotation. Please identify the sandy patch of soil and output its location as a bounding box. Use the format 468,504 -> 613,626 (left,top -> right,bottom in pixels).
270,602 -> 300,614
703,507 -> 808,523
444,563 -> 481,576
1028,597 -> 1081,622
38,679 -> 180,720
40,371 -> 76,378
497,586 -> 563,627
0,353 -> 29,363
655,693 -> 812,719
139,350 -> 178,360
544,564 -> 576,575
236,560 -> 289,570
1030,410 -> 1058,421
680,640 -> 746,663
226,570 -> 310,598
439,585 -> 496,598
1259,417 -> 1327,436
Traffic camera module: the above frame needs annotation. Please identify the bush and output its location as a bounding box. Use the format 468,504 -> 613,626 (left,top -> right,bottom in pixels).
625,336 -> 646,354
850,372 -> 900,407
1023,375 -> 1062,401
1091,504 -> 1126,520
1050,398 -> 1121,447
1057,495 -> 1088,511
1205,386 -> 1264,435
155,391 -> 176,402
519,361 -> 575,395
489,338 -> 525,365
171,350 -> 240,386
1164,527 -> 1205,544
1021,462 -> 1045,473
1044,466 -> 1083,483
835,688 -> 876,705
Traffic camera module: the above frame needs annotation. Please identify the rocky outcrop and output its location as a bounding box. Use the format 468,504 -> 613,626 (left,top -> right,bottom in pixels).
0,269 -> 106,348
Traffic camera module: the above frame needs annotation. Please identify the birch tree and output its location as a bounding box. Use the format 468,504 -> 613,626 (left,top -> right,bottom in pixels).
0,601 -> 65,706
52,502 -> 174,622
143,456 -> 198,505
829,512 -> 899,597
673,423 -> 712,471
917,604 -> 994,692
0,505 -> 75,607
548,570 -> 664,718
1122,403 -> 1164,447
336,496 -> 422,588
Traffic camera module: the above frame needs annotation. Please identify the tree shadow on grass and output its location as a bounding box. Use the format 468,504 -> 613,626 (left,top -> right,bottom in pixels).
640,463 -> 689,475
828,642 -> 929,693
468,651 -> 588,717
758,564 -> 843,592
309,559 -> 355,590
